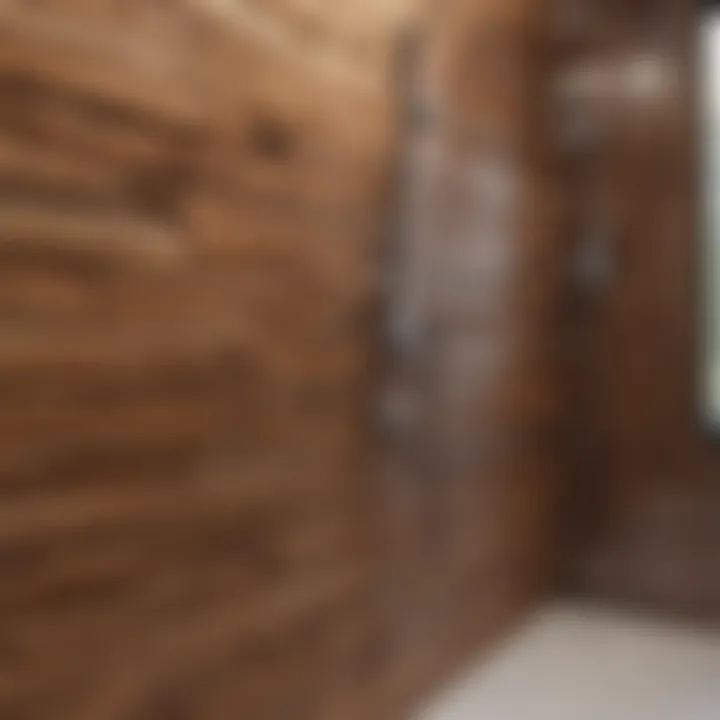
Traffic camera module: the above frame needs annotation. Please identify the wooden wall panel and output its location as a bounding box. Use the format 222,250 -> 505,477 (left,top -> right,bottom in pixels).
377,1 -> 567,712
567,0 -> 720,621
0,2 -> 410,718
0,0 -> 573,717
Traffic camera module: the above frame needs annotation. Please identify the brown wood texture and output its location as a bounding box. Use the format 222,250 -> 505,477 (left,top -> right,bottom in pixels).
376,1 -> 567,712
567,0 -> 720,621
0,0 -> 572,717
0,2 -> 413,718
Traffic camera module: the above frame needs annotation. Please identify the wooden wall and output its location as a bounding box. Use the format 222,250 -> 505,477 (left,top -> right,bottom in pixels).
377,1 -> 567,711
0,0 -> 570,718
0,2 -> 412,718
567,0 -> 720,621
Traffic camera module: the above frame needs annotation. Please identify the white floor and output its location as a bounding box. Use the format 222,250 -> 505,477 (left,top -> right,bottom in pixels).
418,604 -> 720,720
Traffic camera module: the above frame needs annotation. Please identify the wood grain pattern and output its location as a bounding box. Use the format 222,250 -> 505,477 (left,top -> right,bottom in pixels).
0,2 -> 407,718
0,0 -> 573,717
376,1 -> 566,712
566,0 -> 720,621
